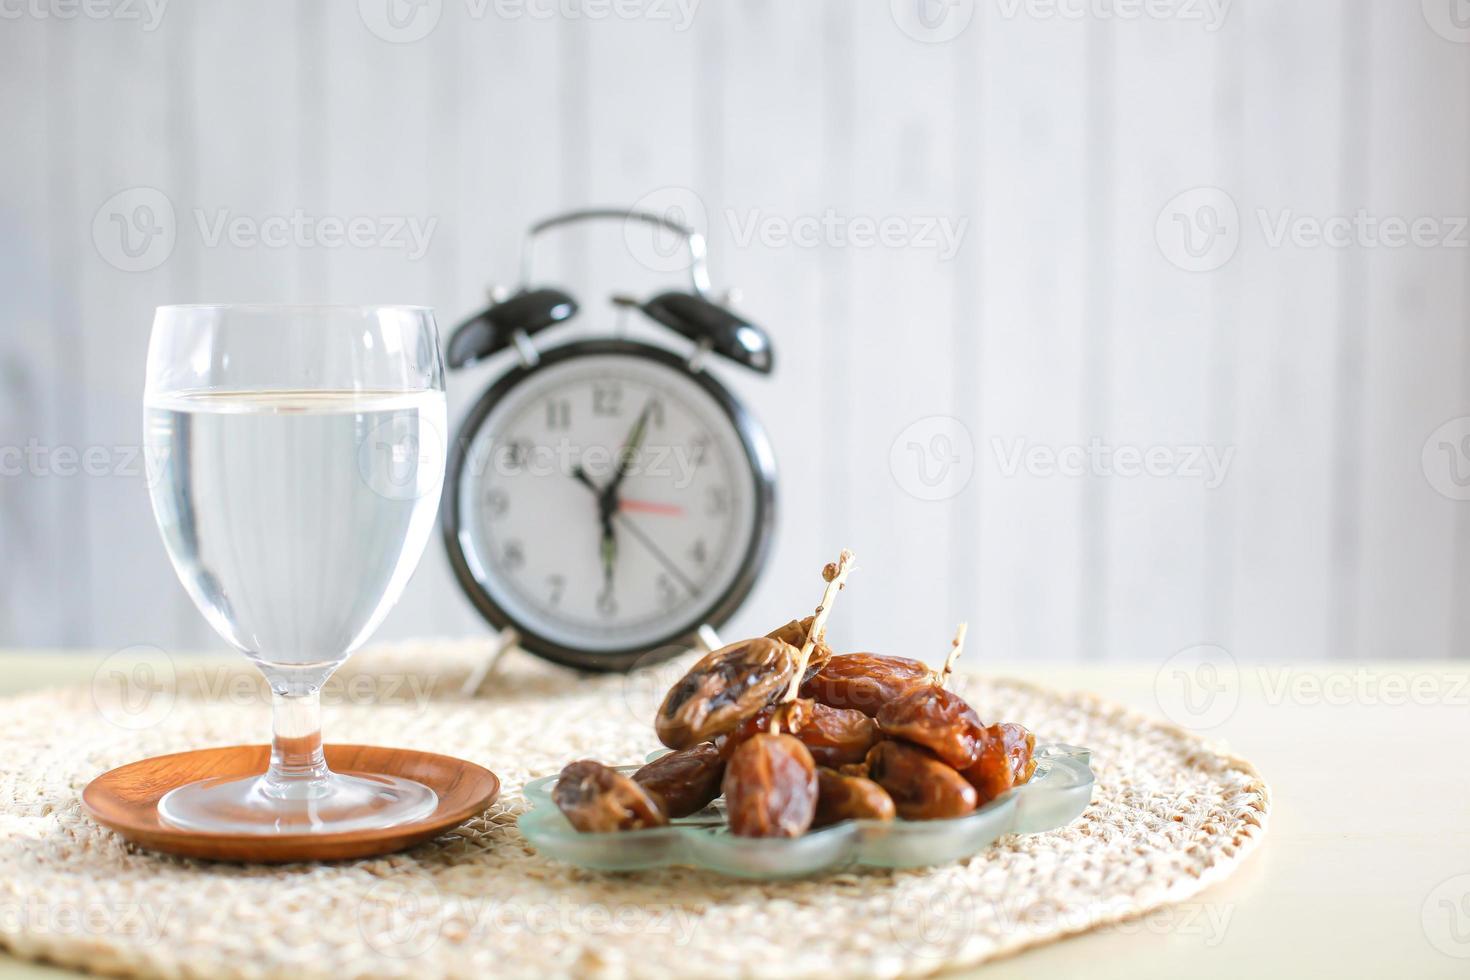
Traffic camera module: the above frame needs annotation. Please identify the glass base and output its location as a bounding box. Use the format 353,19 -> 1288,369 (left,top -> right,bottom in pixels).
157,770 -> 438,835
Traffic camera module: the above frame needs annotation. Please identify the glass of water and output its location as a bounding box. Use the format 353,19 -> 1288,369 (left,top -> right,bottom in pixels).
144,304 -> 447,834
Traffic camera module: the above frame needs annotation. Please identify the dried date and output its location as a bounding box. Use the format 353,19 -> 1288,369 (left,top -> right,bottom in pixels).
722,733 -> 818,838
631,742 -> 726,818
812,767 -> 896,828
864,740 -> 977,820
553,760 -> 668,833
656,637 -> 798,749
877,685 -> 985,769
721,698 -> 881,768
800,654 -> 934,716
962,722 -> 1037,803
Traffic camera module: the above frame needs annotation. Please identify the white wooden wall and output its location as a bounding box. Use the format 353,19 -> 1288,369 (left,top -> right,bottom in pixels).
2,0 -> 1468,665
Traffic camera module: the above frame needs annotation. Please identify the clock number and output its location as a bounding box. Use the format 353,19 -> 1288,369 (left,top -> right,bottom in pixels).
592,383 -> 623,417
689,538 -> 708,567
483,487 -> 508,518
545,399 -> 571,430
597,588 -> 618,618
503,539 -> 525,571
689,434 -> 710,469
706,486 -> 730,516
502,439 -> 533,473
648,398 -> 666,429
656,573 -> 677,608
546,573 -> 565,606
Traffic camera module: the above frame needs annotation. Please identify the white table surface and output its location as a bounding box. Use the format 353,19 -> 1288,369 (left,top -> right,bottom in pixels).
0,652 -> 1465,978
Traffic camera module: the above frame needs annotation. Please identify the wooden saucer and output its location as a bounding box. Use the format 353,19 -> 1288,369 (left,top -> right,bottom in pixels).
82,744 -> 499,863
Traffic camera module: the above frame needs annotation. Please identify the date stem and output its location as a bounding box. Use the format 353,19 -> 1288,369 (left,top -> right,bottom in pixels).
779,549 -> 856,707
938,621 -> 969,689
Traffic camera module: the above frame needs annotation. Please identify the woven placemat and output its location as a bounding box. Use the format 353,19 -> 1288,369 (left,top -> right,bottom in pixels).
0,640 -> 1268,979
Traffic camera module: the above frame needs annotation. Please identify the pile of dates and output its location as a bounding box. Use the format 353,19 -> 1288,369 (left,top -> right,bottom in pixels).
552,554 -> 1038,838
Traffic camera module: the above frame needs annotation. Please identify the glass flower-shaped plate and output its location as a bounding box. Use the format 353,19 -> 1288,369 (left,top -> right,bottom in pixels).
518,743 -> 1093,879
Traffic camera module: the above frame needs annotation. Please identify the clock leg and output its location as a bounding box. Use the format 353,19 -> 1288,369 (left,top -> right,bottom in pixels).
461,625 -> 521,697
694,624 -> 723,656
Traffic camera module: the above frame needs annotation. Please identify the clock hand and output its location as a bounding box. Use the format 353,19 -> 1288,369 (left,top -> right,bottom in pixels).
571,464 -> 601,497
619,499 -> 685,516
613,512 -> 700,596
606,401 -> 655,501
571,464 -> 618,590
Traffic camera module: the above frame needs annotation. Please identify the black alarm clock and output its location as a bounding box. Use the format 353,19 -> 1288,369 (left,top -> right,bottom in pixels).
442,208 -> 777,676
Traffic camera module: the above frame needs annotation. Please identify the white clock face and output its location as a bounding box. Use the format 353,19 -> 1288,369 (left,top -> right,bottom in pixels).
454,351 -> 770,656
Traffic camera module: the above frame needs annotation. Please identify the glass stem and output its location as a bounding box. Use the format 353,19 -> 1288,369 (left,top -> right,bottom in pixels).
262,688 -> 331,800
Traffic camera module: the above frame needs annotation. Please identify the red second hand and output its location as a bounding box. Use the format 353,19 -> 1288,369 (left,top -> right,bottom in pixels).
618,499 -> 685,516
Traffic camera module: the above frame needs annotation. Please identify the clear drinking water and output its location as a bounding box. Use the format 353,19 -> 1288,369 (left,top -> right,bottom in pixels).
145,389 -> 445,686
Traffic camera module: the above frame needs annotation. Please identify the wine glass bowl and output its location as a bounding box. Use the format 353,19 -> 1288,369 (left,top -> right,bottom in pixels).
143,305 -> 447,835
